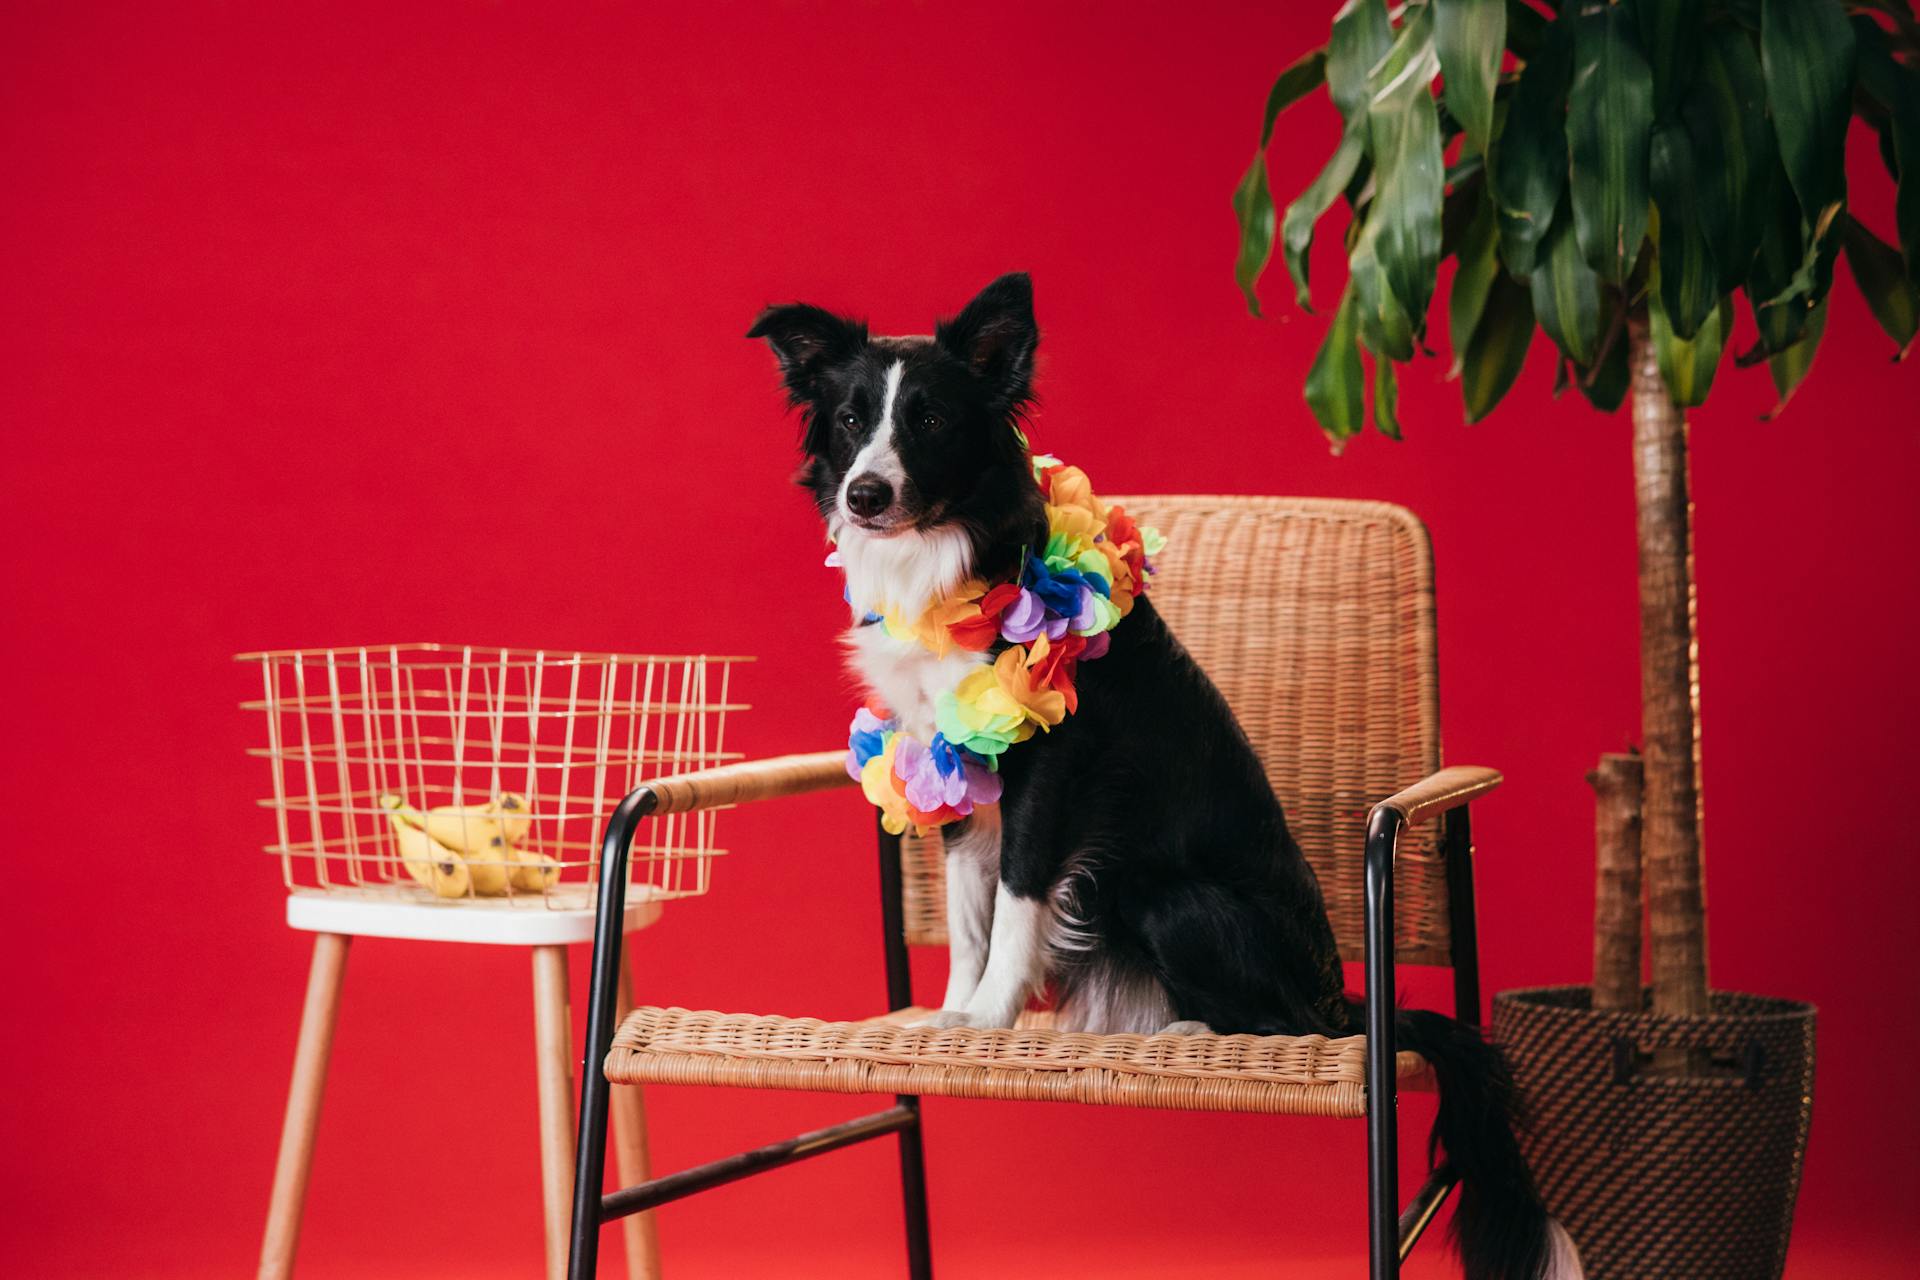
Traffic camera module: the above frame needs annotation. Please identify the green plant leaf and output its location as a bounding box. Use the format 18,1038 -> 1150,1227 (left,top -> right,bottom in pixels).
1742,139 -> 1845,355
1504,0 -> 1548,61
1365,3 -> 1445,332
1231,153 -> 1276,318
1276,0 -> 1394,313
1853,15 -> 1920,279
1685,24 -> 1776,293
1772,200 -> 1844,314
1632,0 -> 1701,122
1840,211 -> 1919,358
1437,0 -> 1506,153
1531,197 -> 1602,365
1281,134 -> 1367,311
1867,111 -> 1899,188
1574,323 -> 1630,412
1344,153 -> 1376,210
1306,286 -> 1367,443
1461,271 -> 1536,421
1371,351 -> 1403,439
1649,124 -> 1718,339
1235,46 -> 1332,313
1260,48 -> 1330,147
1446,150 -> 1486,190
1651,291 -> 1732,407
1761,0 -> 1856,223
1449,191 -> 1502,376
1568,5 -> 1654,283
1489,15 -> 1573,276
1328,0 -> 1395,124
1349,216 -> 1417,360
1746,175 -> 1818,353
1440,168 -> 1487,258
1764,296 -> 1828,418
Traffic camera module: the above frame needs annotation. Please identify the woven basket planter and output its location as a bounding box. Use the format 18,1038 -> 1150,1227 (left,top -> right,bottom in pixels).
1491,986 -> 1816,1280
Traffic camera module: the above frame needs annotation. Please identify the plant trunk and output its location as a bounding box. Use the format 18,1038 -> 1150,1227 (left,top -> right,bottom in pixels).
1589,751 -> 1644,1013
1627,313 -> 1710,1031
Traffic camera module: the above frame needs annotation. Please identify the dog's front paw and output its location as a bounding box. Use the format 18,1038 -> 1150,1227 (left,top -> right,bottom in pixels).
912,1008 -> 993,1030
1158,1020 -> 1213,1036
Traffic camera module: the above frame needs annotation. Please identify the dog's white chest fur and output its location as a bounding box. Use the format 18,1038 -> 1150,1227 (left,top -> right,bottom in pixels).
845,626 -> 986,741
836,524 -> 985,740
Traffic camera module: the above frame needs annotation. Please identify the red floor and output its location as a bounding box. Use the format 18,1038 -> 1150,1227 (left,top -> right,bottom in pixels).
80,1237 -> 1911,1279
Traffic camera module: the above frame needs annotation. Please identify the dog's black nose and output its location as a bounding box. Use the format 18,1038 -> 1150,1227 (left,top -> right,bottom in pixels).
846,475 -> 893,518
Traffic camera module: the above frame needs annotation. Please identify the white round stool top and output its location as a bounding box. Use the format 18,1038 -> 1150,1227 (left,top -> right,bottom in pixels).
285,886 -> 663,946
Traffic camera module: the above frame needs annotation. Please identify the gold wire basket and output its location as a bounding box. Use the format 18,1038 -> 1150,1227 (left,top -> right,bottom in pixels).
239,644 -> 750,910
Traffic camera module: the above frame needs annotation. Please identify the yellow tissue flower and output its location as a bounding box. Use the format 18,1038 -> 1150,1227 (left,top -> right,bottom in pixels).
999,640 -> 1068,729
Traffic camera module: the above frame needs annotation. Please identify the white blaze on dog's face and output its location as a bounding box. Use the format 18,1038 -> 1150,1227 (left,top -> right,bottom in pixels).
747,274 -> 1048,619
835,357 -> 908,533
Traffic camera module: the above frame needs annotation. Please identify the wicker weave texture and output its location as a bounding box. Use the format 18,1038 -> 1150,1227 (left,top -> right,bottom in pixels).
903,496 -> 1447,964
1492,987 -> 1816,1280
607,1006 -> 1436,1115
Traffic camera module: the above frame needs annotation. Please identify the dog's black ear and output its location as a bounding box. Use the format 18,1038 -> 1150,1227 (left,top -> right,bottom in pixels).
937,273 -> 1037,403
747,303 -> 867,401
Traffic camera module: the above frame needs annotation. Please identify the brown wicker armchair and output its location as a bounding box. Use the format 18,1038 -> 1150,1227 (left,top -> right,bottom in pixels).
567,497 -> 1501,1280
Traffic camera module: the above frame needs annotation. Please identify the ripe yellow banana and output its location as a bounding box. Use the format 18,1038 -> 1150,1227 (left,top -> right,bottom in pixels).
508,846 -> 561,892
491,792 -> 533,844
421,805 -> 505,855
386,813 -> 472,898
379,794 -> 524,896
460,842 -> 513,896
395,794 -> 533,851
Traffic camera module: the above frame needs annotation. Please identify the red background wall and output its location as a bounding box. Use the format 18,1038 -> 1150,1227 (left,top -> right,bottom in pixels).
4,4 -> 1916,1276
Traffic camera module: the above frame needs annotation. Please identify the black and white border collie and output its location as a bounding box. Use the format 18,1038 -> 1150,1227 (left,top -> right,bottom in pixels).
750,274 -> 1581,1280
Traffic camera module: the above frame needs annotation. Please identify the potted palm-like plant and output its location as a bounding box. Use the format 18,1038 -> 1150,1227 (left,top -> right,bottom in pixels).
1232,1 -> 1917,1275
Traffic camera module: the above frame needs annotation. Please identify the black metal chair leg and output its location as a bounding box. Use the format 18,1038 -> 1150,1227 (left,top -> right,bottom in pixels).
895,1099 -> 933,1280
876,818 -> 933,1279
1441,805 -> 1482,1027
1365,806 -> 1403,1280
568,787 -> 653,1280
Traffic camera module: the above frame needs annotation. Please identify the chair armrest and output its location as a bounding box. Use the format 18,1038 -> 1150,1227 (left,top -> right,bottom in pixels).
637,749 -> 854,815
1370,766 -> 1502,828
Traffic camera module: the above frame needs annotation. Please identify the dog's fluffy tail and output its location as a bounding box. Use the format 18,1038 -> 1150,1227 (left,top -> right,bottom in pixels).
1391,1009 -> 1585,1280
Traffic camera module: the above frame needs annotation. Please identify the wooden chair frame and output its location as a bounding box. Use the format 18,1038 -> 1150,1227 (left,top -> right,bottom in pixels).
563,751 -> 1494,1280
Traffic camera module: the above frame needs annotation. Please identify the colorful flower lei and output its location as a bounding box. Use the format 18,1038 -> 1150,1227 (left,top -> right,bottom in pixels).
842,453 -> 1164,834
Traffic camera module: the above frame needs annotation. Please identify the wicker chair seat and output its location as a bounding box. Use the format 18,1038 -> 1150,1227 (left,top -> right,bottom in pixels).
608,1005 -> 1431,1116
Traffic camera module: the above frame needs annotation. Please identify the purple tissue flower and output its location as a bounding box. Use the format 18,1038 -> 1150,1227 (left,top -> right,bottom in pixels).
846,707 -> 895,779
1000,588 -> 1048,643
895,733 -> 1002,815
1072,586 -> 1100,631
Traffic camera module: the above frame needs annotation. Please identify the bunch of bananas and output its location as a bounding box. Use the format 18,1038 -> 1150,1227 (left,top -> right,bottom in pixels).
377,792 -> 560,899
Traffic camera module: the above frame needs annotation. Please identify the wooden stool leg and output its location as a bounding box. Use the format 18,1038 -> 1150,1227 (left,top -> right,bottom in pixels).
611,958 -> 662,1280
259,932 -> 351,1280
533,945 -> 577,1280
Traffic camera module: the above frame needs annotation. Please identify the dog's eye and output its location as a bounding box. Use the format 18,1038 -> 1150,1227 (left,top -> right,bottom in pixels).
838,412 -> 859,431
919,413 -> 943,431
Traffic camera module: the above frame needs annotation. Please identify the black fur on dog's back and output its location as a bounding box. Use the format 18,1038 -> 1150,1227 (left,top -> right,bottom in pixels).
1012,600 -> 1566,1280
994,595 -> 1349,1037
